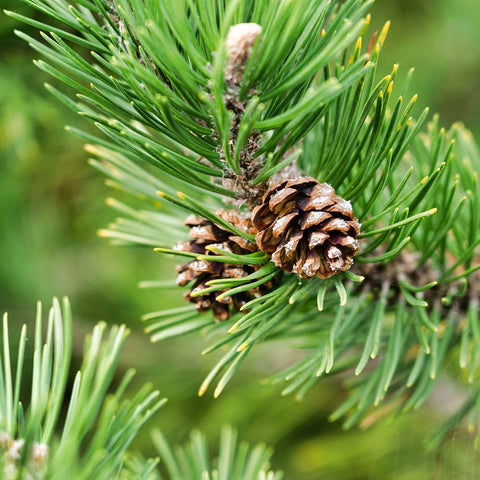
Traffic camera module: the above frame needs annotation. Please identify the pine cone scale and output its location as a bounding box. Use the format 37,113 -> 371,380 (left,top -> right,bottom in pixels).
272,211 -> 299,237
297,195 -> 334,211
308,231 -> 329,248
325,198 -> 354,216
299,211 -> 331,229
322,218 -> 351,232
268,187 -> 299,213
301,250 -> 321,278
251,204 -> 275,230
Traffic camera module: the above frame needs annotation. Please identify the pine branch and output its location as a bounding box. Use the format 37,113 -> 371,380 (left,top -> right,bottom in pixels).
0,298 -> 165,480
8,0 -> 480,443
0,301 -> 282,479
6,0 -> 374,199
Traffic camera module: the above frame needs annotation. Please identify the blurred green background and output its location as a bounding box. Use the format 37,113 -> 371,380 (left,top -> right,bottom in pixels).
1,0 -> 480,478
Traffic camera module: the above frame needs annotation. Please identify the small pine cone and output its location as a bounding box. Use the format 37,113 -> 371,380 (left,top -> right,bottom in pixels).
175,210 -> 273,321
252,177 -> 360,279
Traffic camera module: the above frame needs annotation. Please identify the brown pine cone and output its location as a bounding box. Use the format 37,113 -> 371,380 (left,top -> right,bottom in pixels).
175,210 -> 273,321
252,177 -> 360,279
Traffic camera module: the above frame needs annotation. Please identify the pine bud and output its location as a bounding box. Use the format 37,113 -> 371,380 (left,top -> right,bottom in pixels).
31,443 -> 49,467
7,439 -> 24,461
225,23 -> 262,86
0,431 -> 12,450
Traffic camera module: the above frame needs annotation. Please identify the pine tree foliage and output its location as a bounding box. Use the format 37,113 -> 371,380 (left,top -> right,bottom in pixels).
0,300 -> 281,479
147,426 -> 281,480
6,0 -> 480,442
124,428 -> 281,479
0,298 -> 166,479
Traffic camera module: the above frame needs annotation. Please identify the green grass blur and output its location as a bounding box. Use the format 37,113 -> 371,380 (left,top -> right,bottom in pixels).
1,1 -> 480,477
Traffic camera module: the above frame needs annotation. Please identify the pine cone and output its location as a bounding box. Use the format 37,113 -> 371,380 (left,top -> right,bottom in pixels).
252,177 -> 360,279
175,210 -> 273,321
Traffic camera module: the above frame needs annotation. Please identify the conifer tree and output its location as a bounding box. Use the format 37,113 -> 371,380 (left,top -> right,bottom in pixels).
5,0 -> 480,458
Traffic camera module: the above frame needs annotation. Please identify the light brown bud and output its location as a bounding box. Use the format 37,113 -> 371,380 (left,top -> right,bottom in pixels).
225,23 -> 262,86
